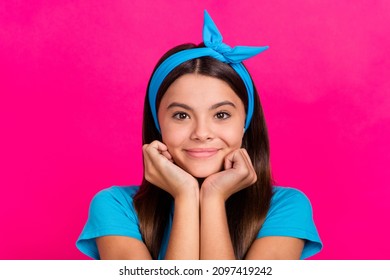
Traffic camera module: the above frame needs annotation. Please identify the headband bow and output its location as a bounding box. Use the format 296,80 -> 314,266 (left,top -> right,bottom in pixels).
148,10 -> 268,133
203,10 -> 268,64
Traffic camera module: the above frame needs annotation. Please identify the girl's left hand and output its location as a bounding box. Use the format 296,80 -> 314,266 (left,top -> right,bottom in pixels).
201,148 -> 257,201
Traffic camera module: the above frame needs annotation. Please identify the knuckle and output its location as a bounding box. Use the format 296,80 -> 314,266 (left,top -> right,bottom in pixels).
144,173 -> 152,182
252,173 -> 258,184
145,169 -> 158,183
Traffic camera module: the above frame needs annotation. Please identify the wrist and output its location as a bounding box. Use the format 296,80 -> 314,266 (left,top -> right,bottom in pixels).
174,183 -> 199,201
200,187 -> 226,204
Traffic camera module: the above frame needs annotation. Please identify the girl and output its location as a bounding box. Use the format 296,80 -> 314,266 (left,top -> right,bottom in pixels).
76,11 -> 322,260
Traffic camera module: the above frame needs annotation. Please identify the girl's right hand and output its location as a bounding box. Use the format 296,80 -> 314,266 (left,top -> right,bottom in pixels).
143,140 -> 199,198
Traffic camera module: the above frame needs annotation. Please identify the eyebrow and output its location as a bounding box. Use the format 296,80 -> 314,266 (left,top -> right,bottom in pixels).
166,101 -> 236,111
210,101 -> 236,110
167,102 -> 193,111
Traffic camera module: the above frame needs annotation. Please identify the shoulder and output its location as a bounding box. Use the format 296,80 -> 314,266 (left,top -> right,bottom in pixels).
91,186 -> 139,207
270,187 -> 312,214
258,186 -> 323,259
76,186 -> 142,259
93,185 -> 139,201
89,185 -> 140,220
265,186 -> 315,228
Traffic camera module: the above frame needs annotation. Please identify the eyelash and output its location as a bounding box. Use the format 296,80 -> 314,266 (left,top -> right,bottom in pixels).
172,111 -> 231,120
172,112 -> 189,120
215,111 -> 231,120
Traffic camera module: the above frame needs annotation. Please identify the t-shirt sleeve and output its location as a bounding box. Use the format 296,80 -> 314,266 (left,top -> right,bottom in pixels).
76,187 -> 142,259
257,188 -> 323,259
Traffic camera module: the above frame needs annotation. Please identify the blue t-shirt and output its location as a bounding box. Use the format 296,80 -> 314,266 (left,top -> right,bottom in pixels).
76,186 -> 322,259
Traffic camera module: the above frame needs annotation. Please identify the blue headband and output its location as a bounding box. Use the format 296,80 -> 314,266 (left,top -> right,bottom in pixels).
148,10 -> 268,132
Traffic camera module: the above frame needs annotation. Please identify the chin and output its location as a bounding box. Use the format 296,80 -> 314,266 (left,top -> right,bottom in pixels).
184,165 -> 222,179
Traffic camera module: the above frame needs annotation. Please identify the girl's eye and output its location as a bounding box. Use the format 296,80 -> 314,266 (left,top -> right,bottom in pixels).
215,112 -> 231,119
172,112 -> 189,120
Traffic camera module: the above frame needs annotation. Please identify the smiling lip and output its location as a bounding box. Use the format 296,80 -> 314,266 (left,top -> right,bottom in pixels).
184,148 -> 220,158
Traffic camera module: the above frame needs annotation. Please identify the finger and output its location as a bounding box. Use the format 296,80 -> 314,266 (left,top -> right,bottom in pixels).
227,149 -> 256,183
149,140 -> 168,153
240,149 -> 254,170
161,150 -> 173,162
150,141 -> 174,162
240,149 -> 257,184
146,141 -> 170,161
224,149 -> 246,170
142,144 -> 152,163
224,150 -> 236,170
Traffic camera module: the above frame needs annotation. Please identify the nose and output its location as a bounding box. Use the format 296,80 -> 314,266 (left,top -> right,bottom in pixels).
190,119 -> 214,141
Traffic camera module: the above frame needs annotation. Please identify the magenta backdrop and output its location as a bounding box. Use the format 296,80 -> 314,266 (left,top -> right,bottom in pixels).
1,0 -> 389,260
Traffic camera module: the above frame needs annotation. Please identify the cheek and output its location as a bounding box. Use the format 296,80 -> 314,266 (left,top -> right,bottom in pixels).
227,134 -> 243,149
161,127 -> 188,149
221,125 -> 244,148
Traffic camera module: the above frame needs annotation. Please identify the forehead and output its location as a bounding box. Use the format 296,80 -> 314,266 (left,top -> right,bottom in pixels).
161,74 -> 241,105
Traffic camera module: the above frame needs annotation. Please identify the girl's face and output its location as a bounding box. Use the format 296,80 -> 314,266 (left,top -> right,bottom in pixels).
158,73 -> 246,178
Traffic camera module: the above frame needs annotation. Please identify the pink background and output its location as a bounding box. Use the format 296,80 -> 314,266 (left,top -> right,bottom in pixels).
1,0 -> 389,259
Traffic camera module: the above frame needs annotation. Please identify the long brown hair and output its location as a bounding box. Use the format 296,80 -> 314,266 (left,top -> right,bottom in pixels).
134,43 -> 273,259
